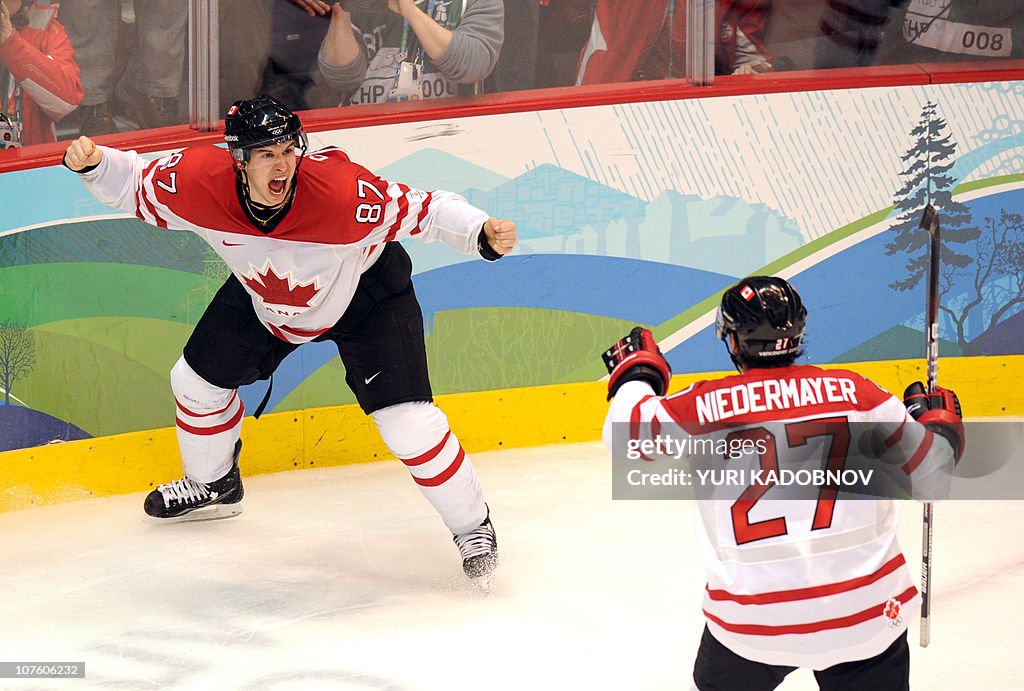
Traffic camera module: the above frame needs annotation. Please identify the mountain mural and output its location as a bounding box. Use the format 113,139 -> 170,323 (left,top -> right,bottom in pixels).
510,190 -> 804,276
463,163 -> 649,239
377,148 -> 509,194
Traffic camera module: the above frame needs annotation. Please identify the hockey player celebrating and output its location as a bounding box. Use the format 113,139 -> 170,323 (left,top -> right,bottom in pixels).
602,276 -> 964,690
62,95 -> 515,584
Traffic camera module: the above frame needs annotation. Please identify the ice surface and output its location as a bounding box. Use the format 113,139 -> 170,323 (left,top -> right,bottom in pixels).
1,442 -> 1021,690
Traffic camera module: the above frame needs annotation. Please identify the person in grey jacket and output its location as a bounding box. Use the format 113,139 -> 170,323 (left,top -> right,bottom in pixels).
293,0 -> 502,105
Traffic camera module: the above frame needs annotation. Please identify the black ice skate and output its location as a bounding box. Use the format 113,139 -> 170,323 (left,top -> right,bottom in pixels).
453,506 -> 498,590
144,441 -> 244,522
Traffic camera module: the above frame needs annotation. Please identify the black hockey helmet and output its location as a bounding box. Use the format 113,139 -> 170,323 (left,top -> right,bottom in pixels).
715,276 -> 807,366
223,95 -> 307,164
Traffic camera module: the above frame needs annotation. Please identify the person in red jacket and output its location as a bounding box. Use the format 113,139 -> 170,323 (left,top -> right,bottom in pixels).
0,0 -> 83,148
576,0 -> 773,85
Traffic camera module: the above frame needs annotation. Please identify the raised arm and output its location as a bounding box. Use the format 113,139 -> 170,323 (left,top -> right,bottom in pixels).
63,136 -> 150,215
412,0 -> 503,83
331,152 -> 516,258
316,3 -> 368,100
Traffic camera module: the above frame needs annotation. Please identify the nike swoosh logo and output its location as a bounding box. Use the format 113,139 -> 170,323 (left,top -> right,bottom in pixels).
364,372 -> 381,385
222,241 -> 244,247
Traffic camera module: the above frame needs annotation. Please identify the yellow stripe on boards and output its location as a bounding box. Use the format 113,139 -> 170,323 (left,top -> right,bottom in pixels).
1,354 -> 1021,513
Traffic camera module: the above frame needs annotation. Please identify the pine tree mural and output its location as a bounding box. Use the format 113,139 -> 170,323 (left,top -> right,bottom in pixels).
886,101 -> 979,291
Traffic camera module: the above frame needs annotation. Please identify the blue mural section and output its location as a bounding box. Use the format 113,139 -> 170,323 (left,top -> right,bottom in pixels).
0,405 -> 91,452
414,255 -> 734,326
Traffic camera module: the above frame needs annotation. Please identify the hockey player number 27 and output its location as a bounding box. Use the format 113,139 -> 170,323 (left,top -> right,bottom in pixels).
728,417 -> 851,545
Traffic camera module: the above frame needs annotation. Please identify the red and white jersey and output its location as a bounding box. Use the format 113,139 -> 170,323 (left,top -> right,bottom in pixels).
80,145 -> 490,343
603,364 -> 956,670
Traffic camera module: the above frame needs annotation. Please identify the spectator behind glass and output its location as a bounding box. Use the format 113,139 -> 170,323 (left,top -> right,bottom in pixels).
876,0 -> 1024,65
576,0 -> 773,85
484,0 -> 539,92
60,0 -> 186,135
219,0 -> 273,113
300,0 -> 503,106
815,0 -> 902,68
0,0 -> 82,148
258,0 -> 349,110
535,0 -> 592,88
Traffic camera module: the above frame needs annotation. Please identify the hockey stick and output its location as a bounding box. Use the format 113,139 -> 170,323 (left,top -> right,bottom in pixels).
919,203 -> 940,648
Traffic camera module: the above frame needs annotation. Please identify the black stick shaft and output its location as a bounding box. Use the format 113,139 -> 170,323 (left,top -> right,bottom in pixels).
920,203 -> 940,648
926,209 -> 940,393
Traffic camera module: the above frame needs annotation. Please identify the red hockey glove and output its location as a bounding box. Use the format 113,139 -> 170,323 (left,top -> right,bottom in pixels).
602,327 -> 672,400
904,381 -> 965,462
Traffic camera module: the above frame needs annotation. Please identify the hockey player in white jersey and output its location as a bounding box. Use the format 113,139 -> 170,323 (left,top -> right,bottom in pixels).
602,276 -> 964,690
62,95 -> 515,584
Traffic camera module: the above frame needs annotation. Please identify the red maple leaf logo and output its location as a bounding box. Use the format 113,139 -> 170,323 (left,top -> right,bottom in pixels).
883,599 -> 901,621
242,263 -> 319,307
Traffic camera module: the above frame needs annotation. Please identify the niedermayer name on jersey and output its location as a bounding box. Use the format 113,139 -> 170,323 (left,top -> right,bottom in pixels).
695,376 -> 859,425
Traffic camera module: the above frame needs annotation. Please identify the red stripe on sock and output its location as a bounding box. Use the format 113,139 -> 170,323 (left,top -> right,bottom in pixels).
413,445 -> 466,487
175,391 -> 238,418
401,430 -> 452,467
176,402 -> 245,436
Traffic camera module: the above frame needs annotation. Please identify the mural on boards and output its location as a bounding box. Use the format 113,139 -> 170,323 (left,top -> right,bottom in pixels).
0,81 -> 1021,450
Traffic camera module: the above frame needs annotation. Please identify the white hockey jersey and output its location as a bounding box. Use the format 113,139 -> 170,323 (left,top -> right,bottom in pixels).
603,364 -> 956,670
79,144 -> 490,343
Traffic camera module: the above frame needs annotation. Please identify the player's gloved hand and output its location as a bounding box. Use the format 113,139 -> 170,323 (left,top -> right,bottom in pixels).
904,381 -> 965,462
602,327 -> 671,400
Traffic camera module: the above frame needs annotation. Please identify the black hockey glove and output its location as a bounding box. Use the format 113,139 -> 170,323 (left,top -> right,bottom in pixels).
904,381 -> 965,463
602,327 -> 671,400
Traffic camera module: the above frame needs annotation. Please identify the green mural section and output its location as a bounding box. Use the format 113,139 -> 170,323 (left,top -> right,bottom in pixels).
0,218 -> 211,272
277,359 -> 357,411
15,318 -> 194,436
2,259 -> 638,431
0,262 -> 215,326
426,308 -> 638,392
277,307 -> 638,411
0,260 -> 218,437
831,325 -> 963,363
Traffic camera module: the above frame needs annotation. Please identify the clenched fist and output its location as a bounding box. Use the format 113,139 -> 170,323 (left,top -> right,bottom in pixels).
63,136 -> 104,172
483,217 -> 517,256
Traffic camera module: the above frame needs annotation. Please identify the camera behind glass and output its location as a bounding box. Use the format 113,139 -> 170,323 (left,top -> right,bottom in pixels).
0,114 -> 22,149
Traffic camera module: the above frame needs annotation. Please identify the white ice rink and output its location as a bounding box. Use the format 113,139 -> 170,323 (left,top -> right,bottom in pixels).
2,441 -> 1022,690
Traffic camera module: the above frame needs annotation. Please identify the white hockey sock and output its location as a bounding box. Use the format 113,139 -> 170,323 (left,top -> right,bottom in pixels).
373,401 -> 487,535
170,357 -> 243,484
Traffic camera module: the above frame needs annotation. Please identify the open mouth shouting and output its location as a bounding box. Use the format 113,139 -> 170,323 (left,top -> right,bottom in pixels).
267,175 -> 290,199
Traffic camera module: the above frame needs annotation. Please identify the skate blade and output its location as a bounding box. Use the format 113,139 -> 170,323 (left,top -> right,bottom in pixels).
146,503 -> 243,524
